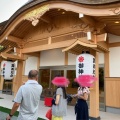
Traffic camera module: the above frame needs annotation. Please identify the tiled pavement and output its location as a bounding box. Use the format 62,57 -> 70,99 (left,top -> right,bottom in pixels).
0,93 -> 120,120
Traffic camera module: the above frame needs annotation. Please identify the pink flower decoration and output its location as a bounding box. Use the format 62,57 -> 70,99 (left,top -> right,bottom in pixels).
52,77 -> 70,87
74,75 -> 97,87
78,56 -> 84,62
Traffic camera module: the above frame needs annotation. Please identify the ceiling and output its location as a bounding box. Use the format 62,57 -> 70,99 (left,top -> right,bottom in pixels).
94,15 -> 120,36
8,9 -> 120,39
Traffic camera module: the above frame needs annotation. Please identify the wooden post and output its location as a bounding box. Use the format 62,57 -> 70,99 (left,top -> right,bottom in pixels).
89,51 -> 100,120
104,51 -> 109,109
0,62 -> 2,90
14,61 -> 24,96
0,76 -> 4,91
104,52 -> 109,77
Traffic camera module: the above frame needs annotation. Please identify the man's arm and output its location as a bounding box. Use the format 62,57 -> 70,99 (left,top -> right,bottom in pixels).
6,86 -> 23,120
6,102 -> 20,120
10,102 -> 20,115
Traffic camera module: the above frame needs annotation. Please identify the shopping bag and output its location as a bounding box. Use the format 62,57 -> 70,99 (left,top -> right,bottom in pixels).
46,108 -> 52,120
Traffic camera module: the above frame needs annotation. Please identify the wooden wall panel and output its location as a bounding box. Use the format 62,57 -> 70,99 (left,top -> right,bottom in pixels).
25,40 -> 48,48
105,77 -> 120,108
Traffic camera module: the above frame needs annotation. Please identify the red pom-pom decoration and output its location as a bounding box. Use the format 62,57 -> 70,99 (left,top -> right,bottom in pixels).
75,75 -> 97,87
52,77 -> 70,87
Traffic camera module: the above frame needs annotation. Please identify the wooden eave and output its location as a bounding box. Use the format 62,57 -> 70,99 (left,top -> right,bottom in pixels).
0,39 -> 19,53
0,0 -> 120,48
0,0 -> 120,36
62,39 -> 109,55
0,53 -> 26,61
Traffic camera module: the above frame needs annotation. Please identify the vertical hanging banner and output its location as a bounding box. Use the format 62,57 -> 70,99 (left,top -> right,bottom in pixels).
2,61 -> 15,80
76,53 -> 95,77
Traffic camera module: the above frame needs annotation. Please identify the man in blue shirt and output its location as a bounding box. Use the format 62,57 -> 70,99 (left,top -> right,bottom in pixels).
6,70 -> 43,120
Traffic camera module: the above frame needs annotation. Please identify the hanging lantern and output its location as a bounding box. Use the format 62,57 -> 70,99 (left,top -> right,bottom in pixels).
2,61 -> 15,80
76,52 -> 95,77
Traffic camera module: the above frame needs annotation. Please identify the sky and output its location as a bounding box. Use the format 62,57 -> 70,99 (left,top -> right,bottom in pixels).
0,0 -> 29,23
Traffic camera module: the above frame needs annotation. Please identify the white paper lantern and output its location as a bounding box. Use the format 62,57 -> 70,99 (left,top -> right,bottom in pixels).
2,61 -> 15,80
76,53 -> 95,77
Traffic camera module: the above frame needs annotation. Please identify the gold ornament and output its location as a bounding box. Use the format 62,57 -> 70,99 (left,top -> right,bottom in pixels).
24,4 -> 49,26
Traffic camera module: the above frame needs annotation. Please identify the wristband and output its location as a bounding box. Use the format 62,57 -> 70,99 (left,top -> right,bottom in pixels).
9,113 -> 13,117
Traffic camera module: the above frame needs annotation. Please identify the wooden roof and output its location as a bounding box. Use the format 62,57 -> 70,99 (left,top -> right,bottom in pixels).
0,0 -> 120,36
70,0 -> 120,5
62,39 -> 109,55
0,0 -> 119,54
5,9 -> 120,38
28,0 -> 120,5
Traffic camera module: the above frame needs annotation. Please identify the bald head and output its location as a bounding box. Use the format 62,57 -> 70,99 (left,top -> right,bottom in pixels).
28,70 -> 38,80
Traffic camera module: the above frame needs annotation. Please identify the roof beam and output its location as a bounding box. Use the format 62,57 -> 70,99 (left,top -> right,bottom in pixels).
25,52 -> 40,57
7,35 -> 23,44
40,15 -> 51,23
21,38 -> 86,53
87,33 -> 107,42
0,52 -> 26,61
6,35 -> 25,48
79,14 -> 106,33
80,14 -> 95,27
2,47 -> 13,53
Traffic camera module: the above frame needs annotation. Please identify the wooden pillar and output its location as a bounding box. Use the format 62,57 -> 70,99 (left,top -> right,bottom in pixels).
104,51 -> 109,109
104,52 -> 109,77
14,61 -> 24,96
89,51 -> 100,120
0,76 -> 4,91
0,62 -> 3,90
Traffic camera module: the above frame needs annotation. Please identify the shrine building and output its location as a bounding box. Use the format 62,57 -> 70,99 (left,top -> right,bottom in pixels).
0,0 -> 120,119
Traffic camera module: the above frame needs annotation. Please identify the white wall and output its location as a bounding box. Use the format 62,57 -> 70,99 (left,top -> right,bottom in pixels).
109,47 -> 120,77
109,34 -> 120,77
109,34 -> 120,43
24,57 -> 38,75
68,53 -> 77,65
40,49 -> 65,66
23,46 -> 104,73
99,53 -> 104,64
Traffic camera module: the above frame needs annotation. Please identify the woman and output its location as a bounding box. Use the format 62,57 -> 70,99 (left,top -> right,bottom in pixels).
73,86 -> 90,120
51,76 -> 69,120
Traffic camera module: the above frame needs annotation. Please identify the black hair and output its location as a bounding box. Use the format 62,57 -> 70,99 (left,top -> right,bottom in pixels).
54,75 -> 67,99
61,87 -> 67,99
28,70 -> 38,79
55,86 -> 67,99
